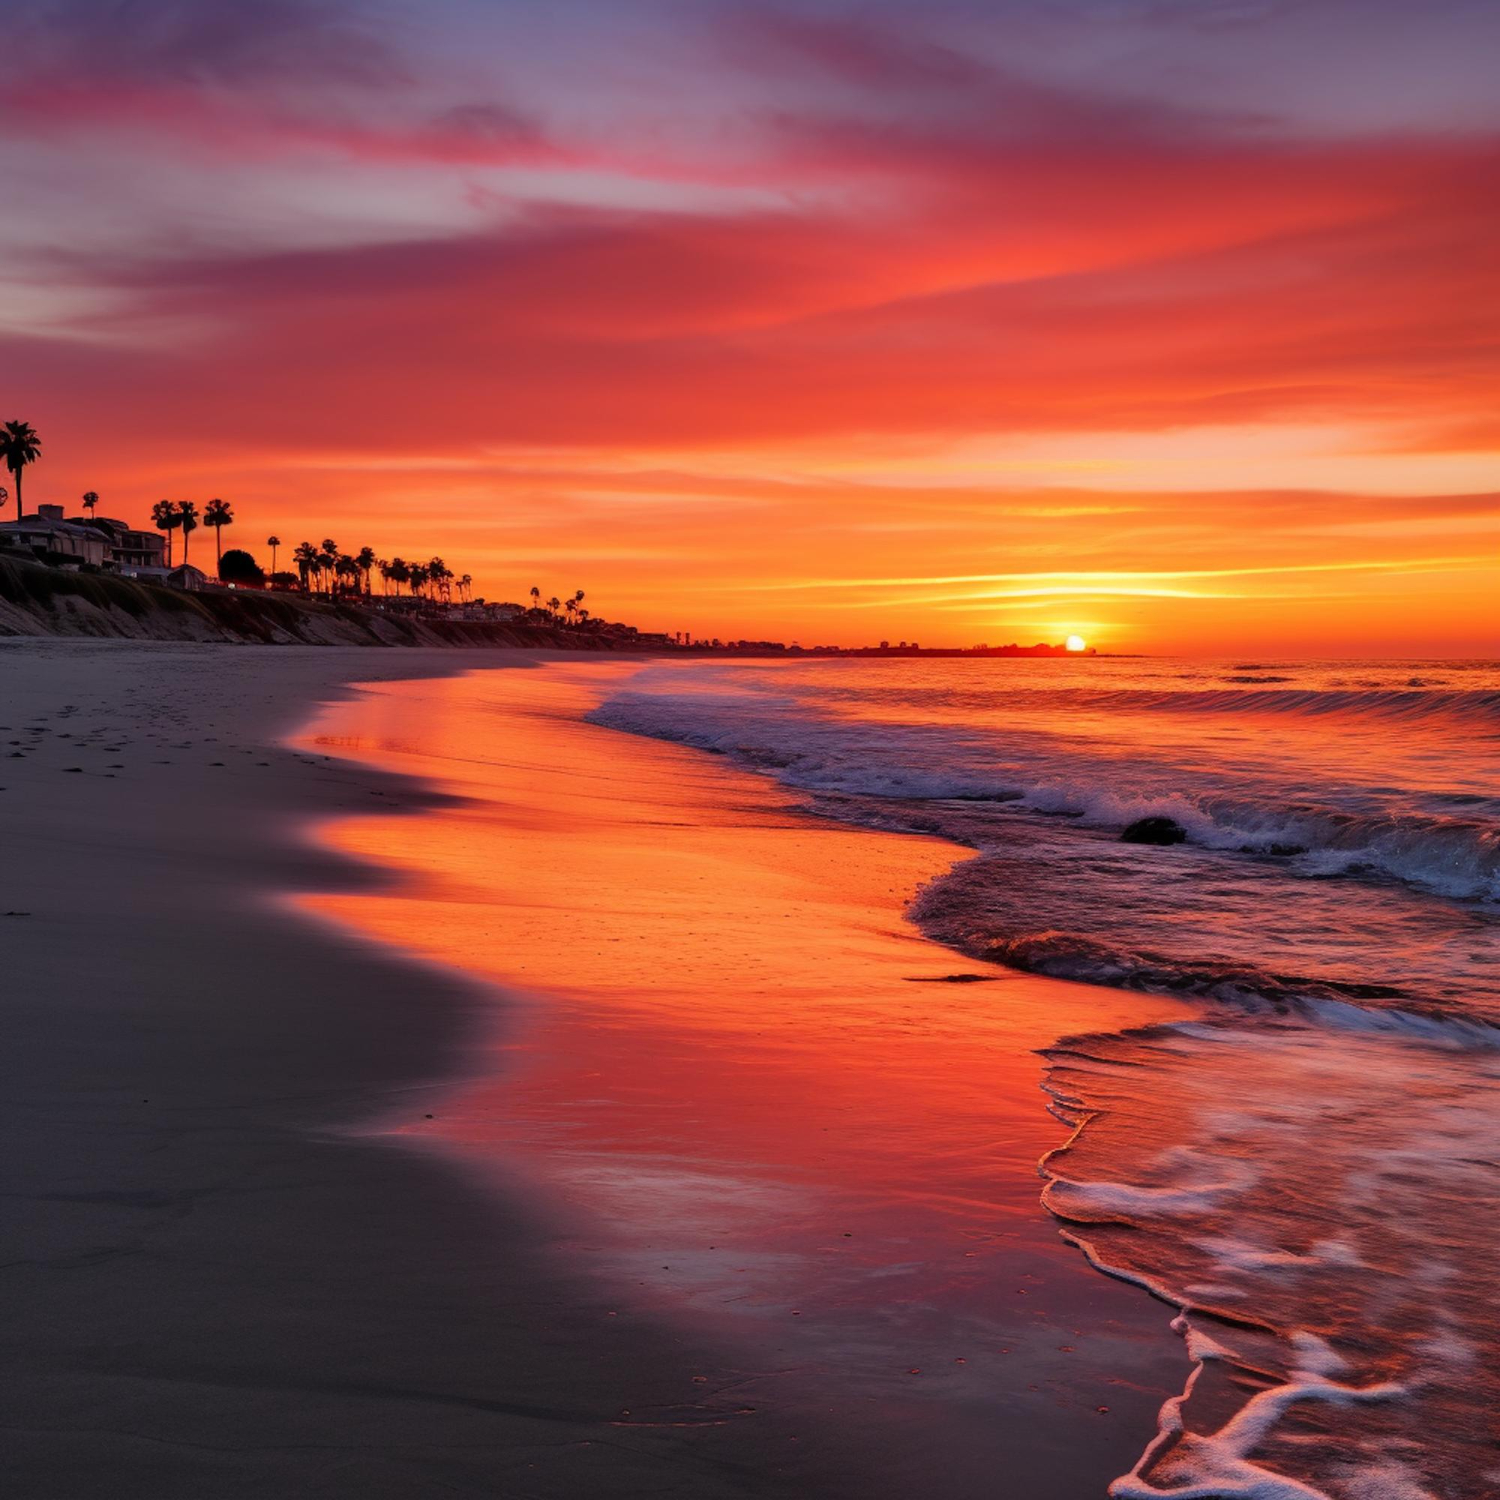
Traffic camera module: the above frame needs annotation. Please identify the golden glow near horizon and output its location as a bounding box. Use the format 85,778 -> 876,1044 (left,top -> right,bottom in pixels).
1065,635 -> 1087,653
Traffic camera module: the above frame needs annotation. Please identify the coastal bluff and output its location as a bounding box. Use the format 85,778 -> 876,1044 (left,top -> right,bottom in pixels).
0,556 -> 642,649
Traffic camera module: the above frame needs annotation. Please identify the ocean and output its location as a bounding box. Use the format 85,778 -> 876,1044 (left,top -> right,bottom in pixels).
589,655 -> 1500,1500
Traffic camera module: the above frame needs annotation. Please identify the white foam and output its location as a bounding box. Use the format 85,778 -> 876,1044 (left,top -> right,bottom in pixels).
1110,1330 -> 1403,1500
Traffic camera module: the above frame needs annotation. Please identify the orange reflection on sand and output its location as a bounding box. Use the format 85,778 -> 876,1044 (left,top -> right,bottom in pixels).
298,664 -> 1185,1356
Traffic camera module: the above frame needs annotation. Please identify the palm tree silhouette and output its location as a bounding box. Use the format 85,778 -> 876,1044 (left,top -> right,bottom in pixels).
319,539 -> 339,596
530,586 -> 541,613
81,491 -> 99,518
267,536 -> 281,578
547,595 -> 561,618
355,545 -> 377,595
408,562 -> 430,599
335,554 -> 359,596
389,557 -> 409,595
292,541 -> 318,592
203,498 -> 233,568
151,499 -> 181,566
460,572 -> 472,603
377,558 -> 391,595
0,420 -> 41,521
177,501 -> 200,565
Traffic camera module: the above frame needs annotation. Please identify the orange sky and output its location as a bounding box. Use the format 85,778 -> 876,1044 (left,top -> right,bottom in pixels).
3,1 -> 1496,653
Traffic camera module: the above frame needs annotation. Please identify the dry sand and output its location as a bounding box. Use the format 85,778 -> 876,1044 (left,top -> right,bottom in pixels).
2,640 -> 1186,1499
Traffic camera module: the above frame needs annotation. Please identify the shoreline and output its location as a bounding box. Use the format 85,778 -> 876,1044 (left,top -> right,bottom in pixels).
3,640 -> 1185,1498
294,661 -> 1200,1496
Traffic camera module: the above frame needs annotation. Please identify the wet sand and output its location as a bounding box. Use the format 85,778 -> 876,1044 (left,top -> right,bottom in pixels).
299,662 -> 1198,1495
3,642 -> 1187,1498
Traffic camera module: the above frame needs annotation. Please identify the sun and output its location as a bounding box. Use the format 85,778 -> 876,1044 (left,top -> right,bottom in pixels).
1065,634 -> 1087,652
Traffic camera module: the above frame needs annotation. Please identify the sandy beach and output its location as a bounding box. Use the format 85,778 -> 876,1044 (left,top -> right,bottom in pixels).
4,642 -> 1191,1498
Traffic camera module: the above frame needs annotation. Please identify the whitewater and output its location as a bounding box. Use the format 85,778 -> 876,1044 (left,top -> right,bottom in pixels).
590,655 -> 1500,1500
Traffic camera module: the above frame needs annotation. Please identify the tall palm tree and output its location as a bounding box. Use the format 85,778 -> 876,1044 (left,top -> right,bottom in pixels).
355,545 -> 376,595
389,556 -> 408,595
176,501 -> 200,565
267,535 -> 281,577
547,595 -> 561,618
203,498 -> 233,567
529,586 -> 540,613
0,420 -> 41,521
460,573 -> 472,603
151,499 -> 181,565
318,538 -> 339,596
335,553 -> 359,596
81,490 -> 99,518
377,558 -> 392,595
408,562 -> 430,599
564,597 -> 577,626
292,541 -> 318,592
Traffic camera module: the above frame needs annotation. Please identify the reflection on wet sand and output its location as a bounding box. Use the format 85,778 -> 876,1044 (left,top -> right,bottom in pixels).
299,662 -> 1193,1496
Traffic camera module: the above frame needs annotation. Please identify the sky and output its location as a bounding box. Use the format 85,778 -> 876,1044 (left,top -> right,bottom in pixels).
2,0 -> 1497,653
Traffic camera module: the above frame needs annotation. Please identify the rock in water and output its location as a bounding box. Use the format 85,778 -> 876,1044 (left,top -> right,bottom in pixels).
1120,815 -> 1187,845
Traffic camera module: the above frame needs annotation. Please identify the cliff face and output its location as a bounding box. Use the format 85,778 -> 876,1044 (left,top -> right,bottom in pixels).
0,558 -> 632,649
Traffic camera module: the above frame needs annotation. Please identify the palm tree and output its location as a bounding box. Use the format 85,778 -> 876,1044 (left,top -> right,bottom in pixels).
389,556 -> 408,595
355,545 -> 377,595
151,499 -> 181,565
267,535 -> 281,577
529,586 -> 540,613
460,573 -> 472,603
377,558 -> 392,595
564,597 -> 577,626
81,490 -> 99,518
203,498 -> 233,568
177,501 -> 199,565
0,421 -> 41,521
335,553 -> 359,596
547,595 -> 561,618
319,538 -> 339,595
408,562 -> 430,599
293,540 -> 318,592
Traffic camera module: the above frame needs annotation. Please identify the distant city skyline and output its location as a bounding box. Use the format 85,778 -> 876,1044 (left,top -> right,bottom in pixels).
3,0 -> 1497,653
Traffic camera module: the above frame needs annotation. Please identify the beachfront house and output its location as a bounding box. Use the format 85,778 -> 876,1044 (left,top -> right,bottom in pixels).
0,505 -> 112,568
78,515 -> 167,570
118,563 -> 211,591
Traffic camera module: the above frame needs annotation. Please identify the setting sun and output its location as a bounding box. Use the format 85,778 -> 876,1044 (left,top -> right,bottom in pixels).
1065,635 -> 1087,653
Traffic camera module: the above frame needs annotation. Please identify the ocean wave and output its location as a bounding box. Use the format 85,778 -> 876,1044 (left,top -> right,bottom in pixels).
910,920 -> 1500,1048
1037,1023 -> 1500,1499
966,684 -> 1500,725
591,688 -> 1500,902
591,662 -> 1500,1034
1004,787 -> 1500,903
